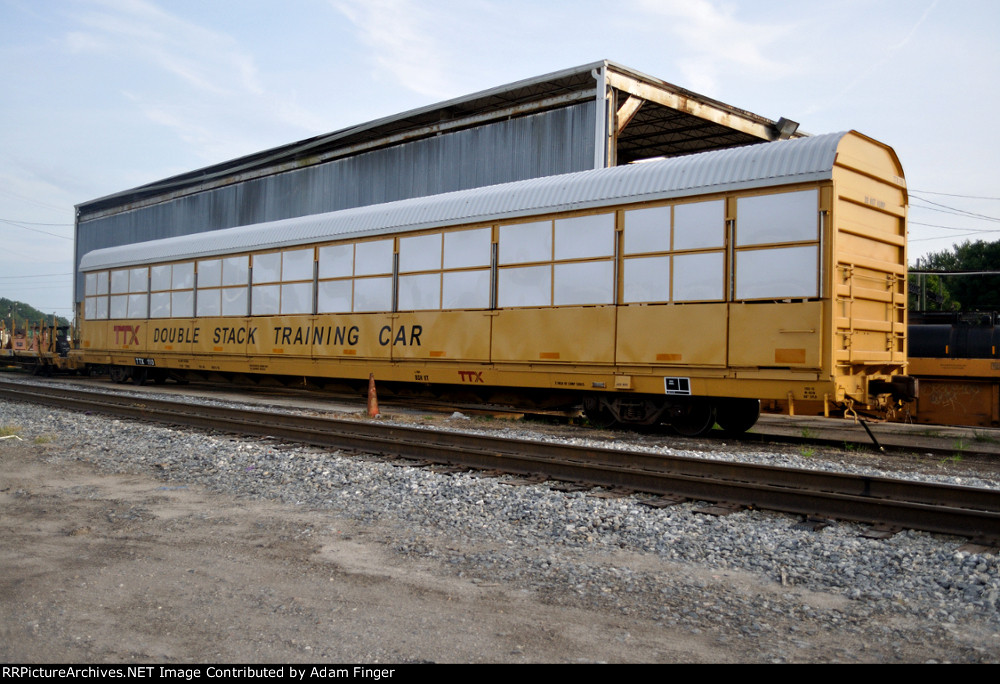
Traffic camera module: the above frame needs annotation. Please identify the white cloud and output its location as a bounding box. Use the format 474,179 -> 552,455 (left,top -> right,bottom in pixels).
67,0 -> 264,97
814,0 -> 939,113
631,0 -> 799,93
330,0 -> 462,99
60,0 -> 339,165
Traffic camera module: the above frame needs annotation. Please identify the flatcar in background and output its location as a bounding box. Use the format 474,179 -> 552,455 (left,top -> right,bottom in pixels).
0,320 -> 74,374
72,131 -> 913,435
906,311 -> 999,427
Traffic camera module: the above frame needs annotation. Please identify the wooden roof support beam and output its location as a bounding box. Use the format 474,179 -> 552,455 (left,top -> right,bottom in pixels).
605,71 -> 797,142
616,95 -> 645,135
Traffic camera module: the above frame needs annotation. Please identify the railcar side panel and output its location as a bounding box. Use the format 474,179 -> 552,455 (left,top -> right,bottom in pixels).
79,319 -> 111,352
616,303 -> 727,367
728,302 -> 824,370
191,317 -> 250,355
491,307 -> 616,364
147,318 -> 198,354
391,311 -> 492,361
103,318 -> 147,353
261,315 -> 389,359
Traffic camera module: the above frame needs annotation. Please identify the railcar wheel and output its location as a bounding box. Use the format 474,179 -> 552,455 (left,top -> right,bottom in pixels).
715,398 -> 761,434
583,397 -> 619,429
108,365 -> 130,384
670,399 -> 715,437
133,368 -> 148,386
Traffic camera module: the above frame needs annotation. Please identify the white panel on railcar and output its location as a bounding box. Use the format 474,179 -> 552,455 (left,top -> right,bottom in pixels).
398,273 -> 441,311
280,282 -> 312,314
318,244 -> 354,279
673,252 -> 724,302
198,259 -> 222,288
499,265 -> 551,307
553,261 -> 614,306
623,205 -> 671,255
736,245 -> 819,300
150,292 -> 170,318
196,289 -> 220,317
282,249 -> 313,281
554,213 -> 614,261
221,257 -> 248,287
674,200 -> 725,250
736,190 -> 818,246
110,294 -> 127,319
354,240 -> 393,277
129,267 -> 148,293
127,293 -> 147,319
353,276 -> 392,312
253,253 -> 281,283
442,270 -> 490,309
173,262 -> 195,290
318,280 -> 352,313
399,233 -> 442,273
151,265 -> 171,292
443,228 -> 491,269
173,290 -> 195,318
251,284 -> 279,315
623,255 -> 670,303
111,269 -> 128,294
499,221 -> 551,265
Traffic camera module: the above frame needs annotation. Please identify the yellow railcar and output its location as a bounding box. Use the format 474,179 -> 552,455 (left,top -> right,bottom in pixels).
75,131 -> 913,434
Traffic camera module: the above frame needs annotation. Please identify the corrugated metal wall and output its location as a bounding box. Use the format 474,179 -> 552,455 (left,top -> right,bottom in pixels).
75,102 -> 597,303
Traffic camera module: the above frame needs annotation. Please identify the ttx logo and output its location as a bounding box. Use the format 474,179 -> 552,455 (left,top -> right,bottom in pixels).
113,325 -> 140,345
458,370 -> 484,383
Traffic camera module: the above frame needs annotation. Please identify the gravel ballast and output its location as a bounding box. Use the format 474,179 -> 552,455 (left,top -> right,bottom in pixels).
1,385 -> 998,663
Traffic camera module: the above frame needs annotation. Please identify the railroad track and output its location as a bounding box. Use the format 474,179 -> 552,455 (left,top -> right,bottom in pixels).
2,379 -> 999,546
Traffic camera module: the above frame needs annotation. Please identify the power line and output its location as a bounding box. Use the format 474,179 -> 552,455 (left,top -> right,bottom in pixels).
0,218 -> 74,240
0,187 -> 68,212
910,196 -> 1000,223
909,270 -> 1000,276
910,232 -> 998,242
0,218 -> 73,226
911,190 -> 1000,201
910,220 -> 1000,233
0,273 -> 73,279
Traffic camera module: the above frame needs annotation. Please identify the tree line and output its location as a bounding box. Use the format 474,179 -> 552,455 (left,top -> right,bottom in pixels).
908,239 -> 1000,312
1,297 -> 71,329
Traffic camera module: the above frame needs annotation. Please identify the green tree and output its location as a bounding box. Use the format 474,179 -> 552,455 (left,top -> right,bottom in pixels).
910,240 -> 1000,312
0,297 -> 70,330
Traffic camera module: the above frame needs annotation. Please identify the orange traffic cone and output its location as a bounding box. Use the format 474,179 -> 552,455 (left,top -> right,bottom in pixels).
367,372 -> 380,418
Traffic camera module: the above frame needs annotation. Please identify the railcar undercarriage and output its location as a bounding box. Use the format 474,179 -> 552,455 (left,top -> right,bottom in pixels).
582,394 -> 761,435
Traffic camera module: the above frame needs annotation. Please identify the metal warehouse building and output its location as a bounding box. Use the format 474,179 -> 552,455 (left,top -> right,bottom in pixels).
73,60 -> 802,310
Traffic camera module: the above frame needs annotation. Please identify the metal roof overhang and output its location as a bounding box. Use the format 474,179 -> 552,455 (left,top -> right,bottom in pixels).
76,60 -> 803,221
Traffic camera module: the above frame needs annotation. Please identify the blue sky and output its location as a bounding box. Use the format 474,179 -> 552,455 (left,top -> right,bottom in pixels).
2,0 -> 998,317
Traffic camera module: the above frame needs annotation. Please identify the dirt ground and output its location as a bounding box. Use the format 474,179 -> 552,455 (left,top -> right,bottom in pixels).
3,435 -> 998,664
0,439 -> 739,664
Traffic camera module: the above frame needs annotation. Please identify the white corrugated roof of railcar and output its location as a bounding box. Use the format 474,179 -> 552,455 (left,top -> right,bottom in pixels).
79,131 -> 851,271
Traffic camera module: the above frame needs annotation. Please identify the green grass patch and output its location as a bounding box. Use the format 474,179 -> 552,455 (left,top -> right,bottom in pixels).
0,425 -> 23,437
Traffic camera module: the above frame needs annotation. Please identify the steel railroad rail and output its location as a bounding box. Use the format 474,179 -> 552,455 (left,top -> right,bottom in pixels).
2,380 -> 999,545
